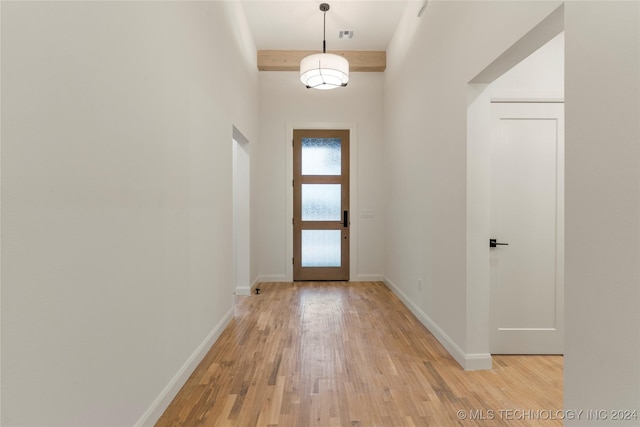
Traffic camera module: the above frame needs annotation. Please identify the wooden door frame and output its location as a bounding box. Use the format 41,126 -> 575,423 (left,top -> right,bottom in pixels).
293,129 -> 350,280
285,122 -> 358,282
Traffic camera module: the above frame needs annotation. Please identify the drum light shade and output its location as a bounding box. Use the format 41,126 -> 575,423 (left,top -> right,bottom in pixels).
300,3 -> 349,90
300,53 -> 349,90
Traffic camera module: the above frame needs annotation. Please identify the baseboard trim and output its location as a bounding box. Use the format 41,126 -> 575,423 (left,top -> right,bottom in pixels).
353,274 -> 385,282
255,275 -> 288,283
464,353 -> 493,370
235,286 -> 252,296
252,275 -> 385,283
249,276 -> 261,295
134,307 -> 235,426
383,276 -> 492,371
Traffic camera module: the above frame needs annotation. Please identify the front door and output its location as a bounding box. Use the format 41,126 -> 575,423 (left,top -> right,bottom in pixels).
490,102 -> 564,354
293,129 -> 350,281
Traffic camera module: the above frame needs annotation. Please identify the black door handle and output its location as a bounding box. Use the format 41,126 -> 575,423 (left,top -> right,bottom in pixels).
490,239 -> 508,248
343,210 -> 349,227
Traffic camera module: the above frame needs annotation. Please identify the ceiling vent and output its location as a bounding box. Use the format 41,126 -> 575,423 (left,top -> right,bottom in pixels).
339,30 -> 355,39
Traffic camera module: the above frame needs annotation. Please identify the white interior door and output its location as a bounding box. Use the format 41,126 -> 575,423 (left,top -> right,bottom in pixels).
490,102 -> 564,354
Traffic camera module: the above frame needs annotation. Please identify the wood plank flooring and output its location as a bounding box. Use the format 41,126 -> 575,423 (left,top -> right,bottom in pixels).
156,282 -> 562,426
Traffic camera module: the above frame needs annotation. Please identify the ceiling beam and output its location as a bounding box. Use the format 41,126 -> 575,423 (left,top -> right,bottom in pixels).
257,50 -> 386,72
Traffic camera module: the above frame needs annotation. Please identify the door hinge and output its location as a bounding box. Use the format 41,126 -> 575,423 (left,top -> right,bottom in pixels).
292,257 -> 295,265
292,217 -> 294,225
292,139 -> 294,147
292,179 -> 294,187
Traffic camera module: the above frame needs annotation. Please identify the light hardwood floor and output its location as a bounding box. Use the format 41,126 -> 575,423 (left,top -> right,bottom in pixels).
156,282 -> 562,426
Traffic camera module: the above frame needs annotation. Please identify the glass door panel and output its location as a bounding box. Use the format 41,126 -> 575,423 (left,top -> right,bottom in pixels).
301,138 -> 341,175
301,184 -> 342,221
301,230 -> 342,267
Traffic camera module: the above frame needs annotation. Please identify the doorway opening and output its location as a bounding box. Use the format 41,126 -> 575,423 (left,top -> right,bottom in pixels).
285,122 -> 358,283
233,126 -> 251,295
466,4 -> 564,366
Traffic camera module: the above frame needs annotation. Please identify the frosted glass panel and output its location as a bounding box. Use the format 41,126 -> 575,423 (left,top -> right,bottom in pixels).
302,184 -> 341,221
301,230 -> 341,267
302,138 -> 341,175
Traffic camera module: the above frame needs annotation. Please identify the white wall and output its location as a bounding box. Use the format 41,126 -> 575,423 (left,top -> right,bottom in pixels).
1,2 -> 258,426
384,0 -> 563,368
564,1 -> 640,422
491,32 -> 564,100
256,72 -> 385,282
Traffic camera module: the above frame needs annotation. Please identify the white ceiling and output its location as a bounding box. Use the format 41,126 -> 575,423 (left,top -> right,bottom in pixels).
241,1 -> 410,51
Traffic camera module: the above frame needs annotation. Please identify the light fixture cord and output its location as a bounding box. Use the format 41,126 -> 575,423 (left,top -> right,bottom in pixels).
323,10 -> 326,53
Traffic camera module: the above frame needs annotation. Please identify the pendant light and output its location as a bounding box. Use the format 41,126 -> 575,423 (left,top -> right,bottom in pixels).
299,3 -> 349,90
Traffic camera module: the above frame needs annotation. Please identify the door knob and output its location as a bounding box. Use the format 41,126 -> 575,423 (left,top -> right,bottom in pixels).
490,239 -> 509,248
